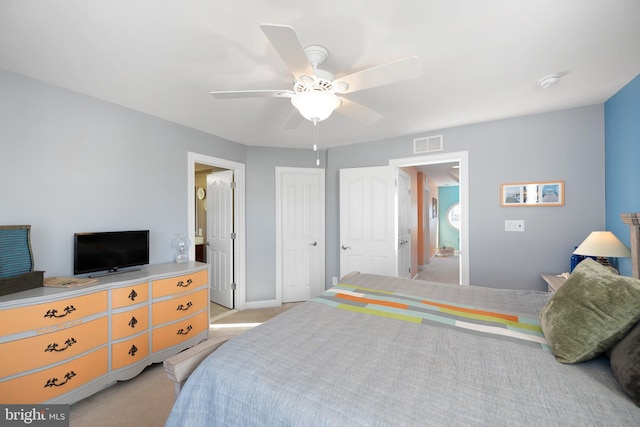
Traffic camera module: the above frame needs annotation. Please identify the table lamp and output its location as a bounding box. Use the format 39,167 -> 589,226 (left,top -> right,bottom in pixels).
573,231 -> 631,271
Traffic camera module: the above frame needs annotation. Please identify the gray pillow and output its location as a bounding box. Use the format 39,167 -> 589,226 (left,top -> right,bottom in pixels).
539,258 -> 640,363
609,320 -> 640,406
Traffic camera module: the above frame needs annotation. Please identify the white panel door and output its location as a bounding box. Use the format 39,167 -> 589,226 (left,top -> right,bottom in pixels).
277,167 -> 325,303
397,169 -> 411,278
207,170 -> 234,308
339,166 -> 396,278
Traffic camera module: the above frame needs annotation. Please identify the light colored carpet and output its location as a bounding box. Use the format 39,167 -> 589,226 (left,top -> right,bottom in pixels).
415,255 -> 460,284
69,304 -> 299,426
69,363 -> 174,427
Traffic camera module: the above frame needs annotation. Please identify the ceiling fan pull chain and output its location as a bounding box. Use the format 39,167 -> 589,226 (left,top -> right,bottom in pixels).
314,120 -> 320,166
313,119 -> 318,151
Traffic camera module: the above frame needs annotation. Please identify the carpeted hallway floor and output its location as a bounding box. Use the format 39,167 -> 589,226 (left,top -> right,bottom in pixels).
415,255 -> 460,284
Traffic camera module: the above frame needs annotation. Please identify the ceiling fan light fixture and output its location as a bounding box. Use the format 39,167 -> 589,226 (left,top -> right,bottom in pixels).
291,91 -> 341,122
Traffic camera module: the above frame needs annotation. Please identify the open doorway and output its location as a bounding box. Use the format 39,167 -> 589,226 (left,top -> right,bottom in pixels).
417,162 -> 460,284
187,152 -> 246,312
390,151 -> 469,285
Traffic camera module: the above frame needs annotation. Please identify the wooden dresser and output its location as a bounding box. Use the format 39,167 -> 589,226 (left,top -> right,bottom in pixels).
0,262 -> 209,404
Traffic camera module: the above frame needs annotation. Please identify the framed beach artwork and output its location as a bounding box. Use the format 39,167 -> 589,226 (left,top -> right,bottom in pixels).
500,181 -> 564,207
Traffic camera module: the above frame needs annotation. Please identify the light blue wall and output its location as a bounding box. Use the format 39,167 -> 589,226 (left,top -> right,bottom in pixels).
604,73 -> 640,276
0,70 -> 320,303
438,186 -> 459,250
327,105 -> 605,291
245,146 -> 325,301
0,68 -> 613,299
0,70 -> 248,276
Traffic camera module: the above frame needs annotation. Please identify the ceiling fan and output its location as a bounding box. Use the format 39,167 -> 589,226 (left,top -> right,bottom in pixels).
210,24 -> 422,129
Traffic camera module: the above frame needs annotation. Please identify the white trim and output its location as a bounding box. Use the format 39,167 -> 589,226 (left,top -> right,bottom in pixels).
275,167 -> 326,304
245,299 -> 281,309
389,151 -> 470,286
188,152 -> 246,310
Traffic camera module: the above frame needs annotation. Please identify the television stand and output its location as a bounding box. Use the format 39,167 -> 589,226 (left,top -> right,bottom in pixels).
88,267 -> 141,278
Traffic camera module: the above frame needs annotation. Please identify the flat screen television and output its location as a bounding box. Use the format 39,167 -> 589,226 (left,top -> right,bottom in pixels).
74,230 -> 150,276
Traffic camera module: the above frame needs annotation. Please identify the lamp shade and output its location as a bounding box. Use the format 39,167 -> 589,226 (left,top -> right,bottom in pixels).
291,91 -> 341,122
573,231 -> 631,258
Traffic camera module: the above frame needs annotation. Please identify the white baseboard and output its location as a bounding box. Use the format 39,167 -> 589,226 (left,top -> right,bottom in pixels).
244,299 -> 281,310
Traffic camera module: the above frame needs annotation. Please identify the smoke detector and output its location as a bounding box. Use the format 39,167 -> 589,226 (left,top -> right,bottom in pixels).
538,74 -> 562,89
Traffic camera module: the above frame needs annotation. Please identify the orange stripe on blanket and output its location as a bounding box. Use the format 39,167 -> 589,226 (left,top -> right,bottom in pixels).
335,293 -> 409,309
421,300 -> 519,322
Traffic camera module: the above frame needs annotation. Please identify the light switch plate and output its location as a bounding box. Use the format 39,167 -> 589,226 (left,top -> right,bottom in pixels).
505,220 -> 525,232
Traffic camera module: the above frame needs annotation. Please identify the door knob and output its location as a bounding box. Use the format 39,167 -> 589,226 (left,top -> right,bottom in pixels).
309,241 -> 318,246
341,245 -> 351,250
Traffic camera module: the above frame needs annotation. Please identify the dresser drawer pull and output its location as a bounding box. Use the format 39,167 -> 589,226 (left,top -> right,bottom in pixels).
176,278 -> 193,288
129,345 -> 138,357
44,305 -> 76,319
44,371 -> 76,388
176,302 -> 193,311
44,338 -> 77,353
128,289 -> 138,301
128,316 -> 138,328
176,325 -> 193,335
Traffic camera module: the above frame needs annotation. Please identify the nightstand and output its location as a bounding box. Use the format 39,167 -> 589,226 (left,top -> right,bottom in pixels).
541,273 -> 567,293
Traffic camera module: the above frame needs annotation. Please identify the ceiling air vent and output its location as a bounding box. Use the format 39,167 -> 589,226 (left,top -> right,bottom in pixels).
413,135 -> 443,154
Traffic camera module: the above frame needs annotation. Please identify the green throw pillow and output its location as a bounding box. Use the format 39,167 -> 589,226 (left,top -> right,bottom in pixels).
539,258 -> 640,363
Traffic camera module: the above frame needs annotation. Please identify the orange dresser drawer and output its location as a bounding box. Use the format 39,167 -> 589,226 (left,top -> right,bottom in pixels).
111,306 -> 149,340
0,347 -> 108,404
0,292 -> 107,336
152,310 -> 208,353
0,317 -> 108,379
112,334 -> 149,370
152,269 -> 207,298
112,282 -> 149,308
152,289 -> 208,326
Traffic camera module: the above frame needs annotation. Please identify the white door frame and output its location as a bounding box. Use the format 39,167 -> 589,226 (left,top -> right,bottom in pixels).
389,151 -> 469,286
188,152 -> 246,310
397,169 -> 411,278
275,167 -> 325,303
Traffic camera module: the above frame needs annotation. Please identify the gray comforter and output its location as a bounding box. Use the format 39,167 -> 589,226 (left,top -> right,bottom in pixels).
166,274 -> 640,426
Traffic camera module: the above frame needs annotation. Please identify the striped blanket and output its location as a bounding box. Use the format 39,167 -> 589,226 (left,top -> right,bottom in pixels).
313,283 -> 550,351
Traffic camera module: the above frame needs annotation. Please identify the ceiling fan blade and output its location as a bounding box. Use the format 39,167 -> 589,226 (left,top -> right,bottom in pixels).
336,98 -> 383,125
334,56 -> 421,94
281,108 -> 304,130
260,24 -> 316,81
210,90 -> 294,99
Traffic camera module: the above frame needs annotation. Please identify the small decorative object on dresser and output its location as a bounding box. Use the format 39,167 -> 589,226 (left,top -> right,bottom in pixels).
172,234 -> 190,263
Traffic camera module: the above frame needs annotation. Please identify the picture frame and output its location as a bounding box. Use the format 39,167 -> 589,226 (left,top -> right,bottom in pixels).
432,197 -> 437,218
500,181 -> 564,207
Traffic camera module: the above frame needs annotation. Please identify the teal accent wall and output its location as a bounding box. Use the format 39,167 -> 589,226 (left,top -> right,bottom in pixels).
438,186 -> 460,250
604,73 -> 640,276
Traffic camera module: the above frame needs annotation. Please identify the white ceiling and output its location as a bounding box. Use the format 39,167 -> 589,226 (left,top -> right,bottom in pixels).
1,1 -> 639,149
417,162 -> 459,187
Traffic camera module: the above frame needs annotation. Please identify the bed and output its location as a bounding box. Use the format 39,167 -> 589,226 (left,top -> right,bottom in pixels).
166,216 -> 640,426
